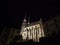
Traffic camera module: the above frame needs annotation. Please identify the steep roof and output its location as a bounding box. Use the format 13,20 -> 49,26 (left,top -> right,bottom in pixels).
26,20 -> 40,27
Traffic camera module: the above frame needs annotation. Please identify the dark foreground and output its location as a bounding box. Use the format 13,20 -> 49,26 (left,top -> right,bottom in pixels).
7,36 -> 60,45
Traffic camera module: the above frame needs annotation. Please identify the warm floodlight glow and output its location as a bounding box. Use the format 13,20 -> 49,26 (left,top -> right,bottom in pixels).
21,23 -> 45,42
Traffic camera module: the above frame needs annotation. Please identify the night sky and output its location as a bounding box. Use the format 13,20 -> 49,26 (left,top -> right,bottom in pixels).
8,7 -> 59,28
1,0 -> 60,29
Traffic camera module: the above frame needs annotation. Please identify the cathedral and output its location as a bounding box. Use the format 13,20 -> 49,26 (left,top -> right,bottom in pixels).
20,11 -> 45,42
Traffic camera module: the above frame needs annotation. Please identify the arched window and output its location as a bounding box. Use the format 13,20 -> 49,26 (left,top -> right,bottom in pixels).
26,28 -> 29,39
26,28 -> 29,32
37,27 -> 39,34
35,26 -> 37,34
29,28 -> 31,36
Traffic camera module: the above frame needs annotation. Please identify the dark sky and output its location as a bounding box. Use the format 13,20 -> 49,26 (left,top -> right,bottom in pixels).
0,0 -> 60,29
8,7 -> 59,28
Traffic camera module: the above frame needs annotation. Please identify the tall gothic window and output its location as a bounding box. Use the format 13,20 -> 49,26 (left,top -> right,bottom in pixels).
32,27 -> 33,39
26,29 -> 29,39
37,27 -> 39,34
35,26 -> 38,39
29,28 -> 31,36
35,26 -> 37,34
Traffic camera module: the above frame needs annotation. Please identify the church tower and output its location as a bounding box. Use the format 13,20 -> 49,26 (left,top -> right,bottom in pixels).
20,11 -> 27,35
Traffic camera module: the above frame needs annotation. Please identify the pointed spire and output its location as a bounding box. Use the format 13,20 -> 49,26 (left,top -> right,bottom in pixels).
23,8 -> 27,22
24,15 -> 26,22
27,8 -> 30,25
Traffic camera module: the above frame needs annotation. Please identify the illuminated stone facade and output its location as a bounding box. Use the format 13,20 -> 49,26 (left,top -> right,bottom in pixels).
20,17 -> 45,42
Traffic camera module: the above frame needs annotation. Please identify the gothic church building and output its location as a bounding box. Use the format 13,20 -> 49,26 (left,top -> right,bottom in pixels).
20,11 -> 45,42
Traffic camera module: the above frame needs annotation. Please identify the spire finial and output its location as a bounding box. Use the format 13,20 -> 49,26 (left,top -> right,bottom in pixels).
24,8 -> 27,22
27,8 -> 31,24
